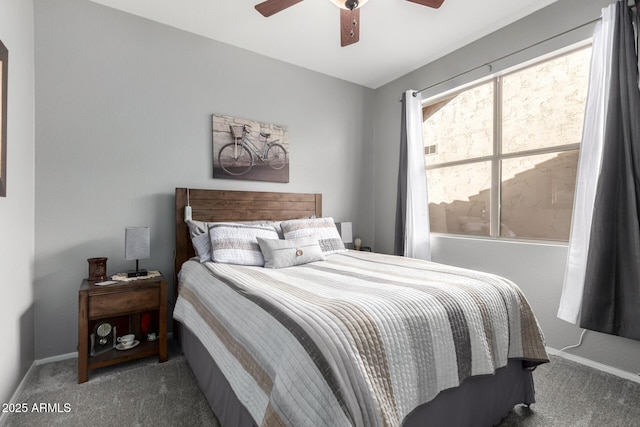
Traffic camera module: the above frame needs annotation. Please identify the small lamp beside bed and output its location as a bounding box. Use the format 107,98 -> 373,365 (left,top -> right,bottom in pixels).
335,221 -> 353,249
125,226 -> 150,277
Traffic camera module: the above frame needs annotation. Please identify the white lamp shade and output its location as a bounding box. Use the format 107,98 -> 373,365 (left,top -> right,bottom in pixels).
125,227 -> 150,260
336,222 -> 353,244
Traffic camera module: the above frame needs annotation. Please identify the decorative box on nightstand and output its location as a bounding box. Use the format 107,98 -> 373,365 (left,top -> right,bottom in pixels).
77,274 -> 168,383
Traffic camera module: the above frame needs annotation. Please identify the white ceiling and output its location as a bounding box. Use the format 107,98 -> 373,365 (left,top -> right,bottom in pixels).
88,0 -> 557,89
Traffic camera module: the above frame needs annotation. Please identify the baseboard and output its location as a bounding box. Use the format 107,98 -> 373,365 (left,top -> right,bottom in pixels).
35,351 -> 78,366
0,361 -> 36,427
547,346 -> 640,384
33,332 -> 174,366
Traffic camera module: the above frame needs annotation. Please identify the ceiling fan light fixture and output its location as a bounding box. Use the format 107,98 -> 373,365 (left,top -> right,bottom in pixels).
256,0 -> 444,47
329,0 -> 368,10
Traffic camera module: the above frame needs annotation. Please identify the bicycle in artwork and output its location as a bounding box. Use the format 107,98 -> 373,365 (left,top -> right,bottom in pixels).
218,124 -> 287,176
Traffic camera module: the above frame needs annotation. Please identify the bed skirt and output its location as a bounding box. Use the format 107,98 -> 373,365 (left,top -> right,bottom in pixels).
180,324 -> 536,427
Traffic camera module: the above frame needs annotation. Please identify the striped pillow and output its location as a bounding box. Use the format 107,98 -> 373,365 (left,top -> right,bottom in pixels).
280,217 -> 346,256
209,223 -> 279,266
188,220 -> 284,263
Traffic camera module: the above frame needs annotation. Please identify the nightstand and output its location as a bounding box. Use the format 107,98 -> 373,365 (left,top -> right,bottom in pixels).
78,274 -> 168,383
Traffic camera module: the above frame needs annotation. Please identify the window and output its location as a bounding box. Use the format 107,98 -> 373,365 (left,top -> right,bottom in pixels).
424,144 -> 438,155
423,46 -> 591,241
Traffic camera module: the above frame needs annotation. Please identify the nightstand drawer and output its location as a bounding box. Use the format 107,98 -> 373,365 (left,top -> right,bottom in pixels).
89,288 -> 159,318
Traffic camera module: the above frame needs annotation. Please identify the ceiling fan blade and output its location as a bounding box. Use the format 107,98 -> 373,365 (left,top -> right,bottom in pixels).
340,8 -> 360,47
406,0 -> 444,8
255,0 -> 304,17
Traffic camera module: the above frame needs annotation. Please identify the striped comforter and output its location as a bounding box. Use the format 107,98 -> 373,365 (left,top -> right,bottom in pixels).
173,251 -> 548,427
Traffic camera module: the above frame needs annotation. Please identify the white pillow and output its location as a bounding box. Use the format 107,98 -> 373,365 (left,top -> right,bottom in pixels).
187,219 -> 283,263
280,217 -> 346,256
209,223 -> 279,266
257,236 -> 325,268
186,220 -> 219,263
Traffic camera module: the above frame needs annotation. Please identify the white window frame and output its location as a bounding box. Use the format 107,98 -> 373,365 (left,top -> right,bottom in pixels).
423,45 -> 589,241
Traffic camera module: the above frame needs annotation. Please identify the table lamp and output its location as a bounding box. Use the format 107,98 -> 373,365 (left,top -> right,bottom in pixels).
125,226 -> 150,277
335,222 -> 353,249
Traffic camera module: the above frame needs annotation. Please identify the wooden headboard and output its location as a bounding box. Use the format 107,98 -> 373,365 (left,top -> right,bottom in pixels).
174,187 -> 322,287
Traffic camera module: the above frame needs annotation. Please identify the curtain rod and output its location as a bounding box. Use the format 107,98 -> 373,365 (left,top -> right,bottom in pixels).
411,18 -> 598,97
409,1 -> 638,98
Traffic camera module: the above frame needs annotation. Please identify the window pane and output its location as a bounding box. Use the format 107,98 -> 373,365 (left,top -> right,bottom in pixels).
423,82 -> 494,166
502,47 -> 591,153
500,150 -> 579,240
428,162 -> 491,236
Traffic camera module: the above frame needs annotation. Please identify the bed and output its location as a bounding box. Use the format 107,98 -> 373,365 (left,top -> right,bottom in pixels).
173,188 -> 548,427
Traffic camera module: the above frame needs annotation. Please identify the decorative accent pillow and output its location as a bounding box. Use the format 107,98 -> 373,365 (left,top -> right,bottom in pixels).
257,236 -> 325,269
209,223 -> 279,266
280,217 -> 346,256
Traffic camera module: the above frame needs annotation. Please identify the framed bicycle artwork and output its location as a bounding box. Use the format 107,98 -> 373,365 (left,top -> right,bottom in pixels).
212,114 -> 290,183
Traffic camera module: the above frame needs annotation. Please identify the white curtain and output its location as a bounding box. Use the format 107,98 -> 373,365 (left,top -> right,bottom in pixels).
557,4 -> 615,324
402,90 -> 431,260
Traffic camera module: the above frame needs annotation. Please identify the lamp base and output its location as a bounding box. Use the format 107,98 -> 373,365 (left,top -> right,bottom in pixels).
127,269 -> 148,278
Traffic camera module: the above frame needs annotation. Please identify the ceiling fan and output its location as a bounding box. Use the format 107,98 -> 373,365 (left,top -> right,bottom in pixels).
255,0 -> 445,47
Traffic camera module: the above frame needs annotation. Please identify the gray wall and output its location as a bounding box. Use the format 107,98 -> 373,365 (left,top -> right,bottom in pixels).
34,0 -> 375,359
0,0 -> 35,405
31,0 -> 640,379
372,0 -> 640,375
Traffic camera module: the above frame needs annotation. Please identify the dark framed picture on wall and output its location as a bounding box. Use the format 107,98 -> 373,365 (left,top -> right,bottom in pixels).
212,114 -> 289,183
0,39 -> 7,197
